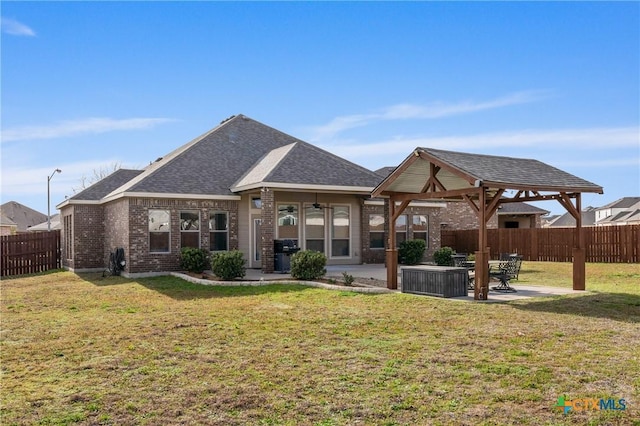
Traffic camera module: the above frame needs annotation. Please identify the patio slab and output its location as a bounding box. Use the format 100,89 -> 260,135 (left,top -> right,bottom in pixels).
244,264 -> 586,302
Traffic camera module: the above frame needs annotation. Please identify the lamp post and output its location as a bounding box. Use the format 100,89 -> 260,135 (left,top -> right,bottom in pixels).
48,169 -> 62,231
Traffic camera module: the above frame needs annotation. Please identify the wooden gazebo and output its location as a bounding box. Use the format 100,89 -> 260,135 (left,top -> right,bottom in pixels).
371,147 -> 603,300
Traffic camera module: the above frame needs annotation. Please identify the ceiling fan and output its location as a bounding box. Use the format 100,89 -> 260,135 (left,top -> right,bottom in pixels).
308,193 -> 333,210
278,205 -> 297,213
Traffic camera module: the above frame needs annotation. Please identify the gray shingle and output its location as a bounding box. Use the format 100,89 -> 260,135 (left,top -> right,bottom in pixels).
497,202 -> 549,215
70,169 -> 144,201
422,148 -> 603,192
120,115 -> 382,195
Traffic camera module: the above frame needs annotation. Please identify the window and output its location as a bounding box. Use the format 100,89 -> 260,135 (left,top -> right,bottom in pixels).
369,214 -> 385,249
180,211 -> 200,248
396,215 -> 407,247
412,215 -> 428,247
209,212 -> 228,251
277,204 -> 298,239
305,207 -> 324,253
251,197 -> 262,209
331,206 -> 350,257
64,215 -> 73,259
149,209 -> 170,253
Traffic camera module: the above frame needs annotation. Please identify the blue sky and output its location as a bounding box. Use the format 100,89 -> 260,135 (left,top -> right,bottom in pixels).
1,1 -> 638,217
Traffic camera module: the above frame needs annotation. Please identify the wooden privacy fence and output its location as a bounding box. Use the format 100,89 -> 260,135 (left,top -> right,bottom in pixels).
441,225 -> 640,263
1,230 -> 61,277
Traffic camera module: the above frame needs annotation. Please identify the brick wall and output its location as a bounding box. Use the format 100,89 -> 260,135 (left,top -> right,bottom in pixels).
103,198 -> 130,270
126,198 -> 239,274
442,201 -> 499,230
260,188 -> 275,273
63,204 -> 104,270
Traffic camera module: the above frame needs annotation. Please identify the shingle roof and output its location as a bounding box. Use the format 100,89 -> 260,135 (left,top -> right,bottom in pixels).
599,197 -> 640,209
421,148 -> 603,192
108,115 -> 382,197
374,166 -> 397,178
548,209 -> 596,227
497,202 -> 549,215
70,169 -> 144,201
0,201 -> 47,232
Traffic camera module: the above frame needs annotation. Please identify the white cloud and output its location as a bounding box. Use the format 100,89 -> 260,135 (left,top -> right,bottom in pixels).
1,117 -> 176,143
1,17 -> 36,36
306,90 -> 554,141
1,159 -> 134,199
323,126 -> 640,159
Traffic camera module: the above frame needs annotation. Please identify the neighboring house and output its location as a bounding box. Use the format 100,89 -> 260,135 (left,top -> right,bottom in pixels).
547,207 -> 597,228
1,213 -> 18,236
0,201 -> 47,233
28,214 -> 61,232
59,115 -> 458,275
594,197 -> 640,226
496,202 -> 549,228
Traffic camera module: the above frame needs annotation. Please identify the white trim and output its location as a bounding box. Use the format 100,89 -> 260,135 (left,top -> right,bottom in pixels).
209,211 -> 230,252
232,182 -> 374,194
57,192 -> 241,209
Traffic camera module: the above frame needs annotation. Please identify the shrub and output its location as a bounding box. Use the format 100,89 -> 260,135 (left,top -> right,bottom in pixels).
290,250 -> 327,280
342,271 -> 355,286
180,247 -> 210,273
211,250 -> 246,280
398,239 -> 426,265
433,246 -> 455,266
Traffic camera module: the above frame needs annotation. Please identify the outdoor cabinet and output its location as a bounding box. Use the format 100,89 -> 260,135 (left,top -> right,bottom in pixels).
401,266 -> 469,298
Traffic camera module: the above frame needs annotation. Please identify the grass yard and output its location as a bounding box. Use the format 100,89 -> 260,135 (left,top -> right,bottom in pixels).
1,262 -> 639,425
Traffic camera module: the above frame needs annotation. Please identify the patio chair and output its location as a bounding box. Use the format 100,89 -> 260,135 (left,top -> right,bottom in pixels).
489,257 -> 519,292
509,255 -> 523,280
451,254 -> 475,290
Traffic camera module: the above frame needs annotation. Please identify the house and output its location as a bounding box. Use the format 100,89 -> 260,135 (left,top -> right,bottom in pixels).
28,214 -> 61,232
546,207 -> 597,228
1,212 -> 18,236
496,202 -> 549,228
62,114 -> 573,276
594,197 -> 640,226
0,201 -> 47,233
59,115 -> 459,275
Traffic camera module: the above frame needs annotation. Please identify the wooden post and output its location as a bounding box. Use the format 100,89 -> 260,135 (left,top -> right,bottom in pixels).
386,198 -> 398,289
474,188 -> 489,300
573,193 -> 586,290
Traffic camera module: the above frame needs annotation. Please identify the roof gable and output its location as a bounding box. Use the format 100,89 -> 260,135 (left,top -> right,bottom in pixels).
0,201 -> 47,232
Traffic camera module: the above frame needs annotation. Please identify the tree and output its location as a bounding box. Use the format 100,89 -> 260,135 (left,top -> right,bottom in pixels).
73,162 -> 122,193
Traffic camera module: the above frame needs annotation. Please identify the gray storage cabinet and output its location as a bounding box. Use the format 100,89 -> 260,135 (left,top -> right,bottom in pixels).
401,266 -> 469,298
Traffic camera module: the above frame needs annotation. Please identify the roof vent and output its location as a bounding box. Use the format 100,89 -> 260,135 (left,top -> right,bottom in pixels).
220,115 -> 236,124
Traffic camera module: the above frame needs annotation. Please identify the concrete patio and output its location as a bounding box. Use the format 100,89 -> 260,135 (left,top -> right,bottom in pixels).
243,264 -> 586,303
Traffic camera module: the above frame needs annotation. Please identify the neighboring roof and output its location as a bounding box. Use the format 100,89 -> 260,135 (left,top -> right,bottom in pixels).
70,169 -> 144,201
374,166 -> 397,178
73,114 -> 383,203
497,202 -> 549,215
374,147 -> 604,198
0,201 -> 47,232
548,209 -> 597,227
28,214 -> 61,232
598,197 -> 640,209
0,212 -> 17,227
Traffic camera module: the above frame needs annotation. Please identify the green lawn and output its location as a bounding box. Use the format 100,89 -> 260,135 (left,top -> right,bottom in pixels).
1,262 -> 639,425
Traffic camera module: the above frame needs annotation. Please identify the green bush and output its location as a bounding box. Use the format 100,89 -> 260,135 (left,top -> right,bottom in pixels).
433,246 -> 455,266
290,250 -> 327,280
180,247 -> 210,273
211,250 -> 246,280
342,271 -> 355,286
398,239 -> 427,265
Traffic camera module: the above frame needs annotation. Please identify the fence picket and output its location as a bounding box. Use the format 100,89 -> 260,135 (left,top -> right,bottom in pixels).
1,231 -> 61,277
441,225 -> 640,263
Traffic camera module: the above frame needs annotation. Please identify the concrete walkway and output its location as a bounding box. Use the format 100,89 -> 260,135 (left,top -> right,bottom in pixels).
242,264 -> 585,302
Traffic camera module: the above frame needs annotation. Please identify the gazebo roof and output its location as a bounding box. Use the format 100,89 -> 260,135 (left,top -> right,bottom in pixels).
373,147 -> 603,199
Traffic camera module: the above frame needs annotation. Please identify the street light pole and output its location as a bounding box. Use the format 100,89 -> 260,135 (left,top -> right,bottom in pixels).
48,169 -> 62,231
